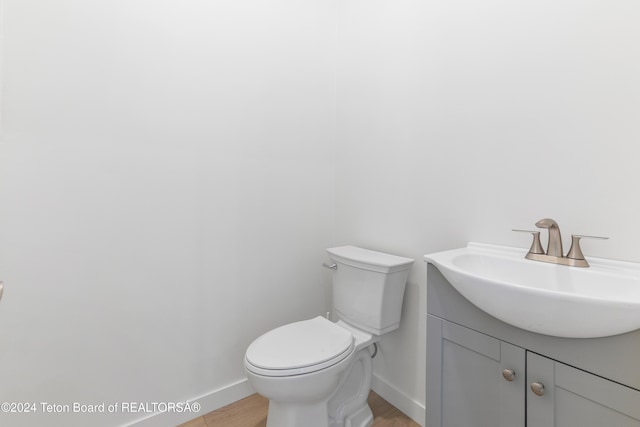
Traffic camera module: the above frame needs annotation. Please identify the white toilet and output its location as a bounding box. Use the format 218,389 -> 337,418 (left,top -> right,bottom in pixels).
244,246 -> 414,427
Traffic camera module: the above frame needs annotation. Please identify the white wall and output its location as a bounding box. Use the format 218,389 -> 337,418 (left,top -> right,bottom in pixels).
336,0 -> 640,422
0,1 -> 337,426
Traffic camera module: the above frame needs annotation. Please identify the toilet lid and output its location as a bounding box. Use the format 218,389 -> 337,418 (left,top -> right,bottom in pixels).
245,316 -> 354,377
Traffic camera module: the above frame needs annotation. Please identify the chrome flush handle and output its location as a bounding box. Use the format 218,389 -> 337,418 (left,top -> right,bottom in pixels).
322,263 -> 337,270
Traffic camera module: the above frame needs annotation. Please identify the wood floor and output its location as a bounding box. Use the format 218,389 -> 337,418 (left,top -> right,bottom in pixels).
179,391 -> 419,427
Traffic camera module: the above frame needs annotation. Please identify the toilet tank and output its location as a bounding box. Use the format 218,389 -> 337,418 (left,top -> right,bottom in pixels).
326,246 -> 414,335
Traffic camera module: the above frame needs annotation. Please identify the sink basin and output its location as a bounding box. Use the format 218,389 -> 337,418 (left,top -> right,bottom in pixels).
425,243 -> 640,338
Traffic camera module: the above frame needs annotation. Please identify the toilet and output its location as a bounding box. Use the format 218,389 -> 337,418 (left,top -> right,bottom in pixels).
244,246 -> 414,427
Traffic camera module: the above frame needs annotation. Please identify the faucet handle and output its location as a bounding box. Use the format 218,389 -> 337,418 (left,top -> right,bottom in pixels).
566,234 -> 609,260
512,229 -> 545,255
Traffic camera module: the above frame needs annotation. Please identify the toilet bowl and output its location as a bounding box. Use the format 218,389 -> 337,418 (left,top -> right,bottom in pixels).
245,317 -> 375,427
244,246 -> 414,427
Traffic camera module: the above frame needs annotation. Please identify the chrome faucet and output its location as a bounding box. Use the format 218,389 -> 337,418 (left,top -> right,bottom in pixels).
513,218 -> 608,268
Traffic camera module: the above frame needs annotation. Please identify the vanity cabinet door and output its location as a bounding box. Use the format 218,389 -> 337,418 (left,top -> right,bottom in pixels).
427,316 -> 525,427
527,352 -> 640,427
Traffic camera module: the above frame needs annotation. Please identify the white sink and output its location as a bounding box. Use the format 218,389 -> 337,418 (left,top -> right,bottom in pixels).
425,243 -> 640,338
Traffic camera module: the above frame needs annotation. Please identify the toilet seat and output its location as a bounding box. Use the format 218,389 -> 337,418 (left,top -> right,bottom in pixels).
245,316 -> 355,377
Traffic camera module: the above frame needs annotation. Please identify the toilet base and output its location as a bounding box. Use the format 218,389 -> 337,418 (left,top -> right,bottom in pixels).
267,401 -> 330,427
334,404 -> 373,427
254,347 -> 375,427
265,400 -> 373,427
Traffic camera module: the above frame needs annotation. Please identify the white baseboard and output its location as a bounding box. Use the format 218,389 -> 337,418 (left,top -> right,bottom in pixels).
125,378 -> 253,427
371,374 -> 425,427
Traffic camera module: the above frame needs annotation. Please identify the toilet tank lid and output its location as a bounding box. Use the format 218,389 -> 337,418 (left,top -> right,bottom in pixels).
327,246 -> 414,271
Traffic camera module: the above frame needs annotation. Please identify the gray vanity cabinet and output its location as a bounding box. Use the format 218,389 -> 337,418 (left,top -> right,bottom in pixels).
426,263 -> 640,427
427,316 -> 525,427
527,352 -> 640,427
427,317 -> 640,427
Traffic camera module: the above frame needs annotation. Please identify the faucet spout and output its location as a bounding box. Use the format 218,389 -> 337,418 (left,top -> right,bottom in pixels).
535,218 -> 563,257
